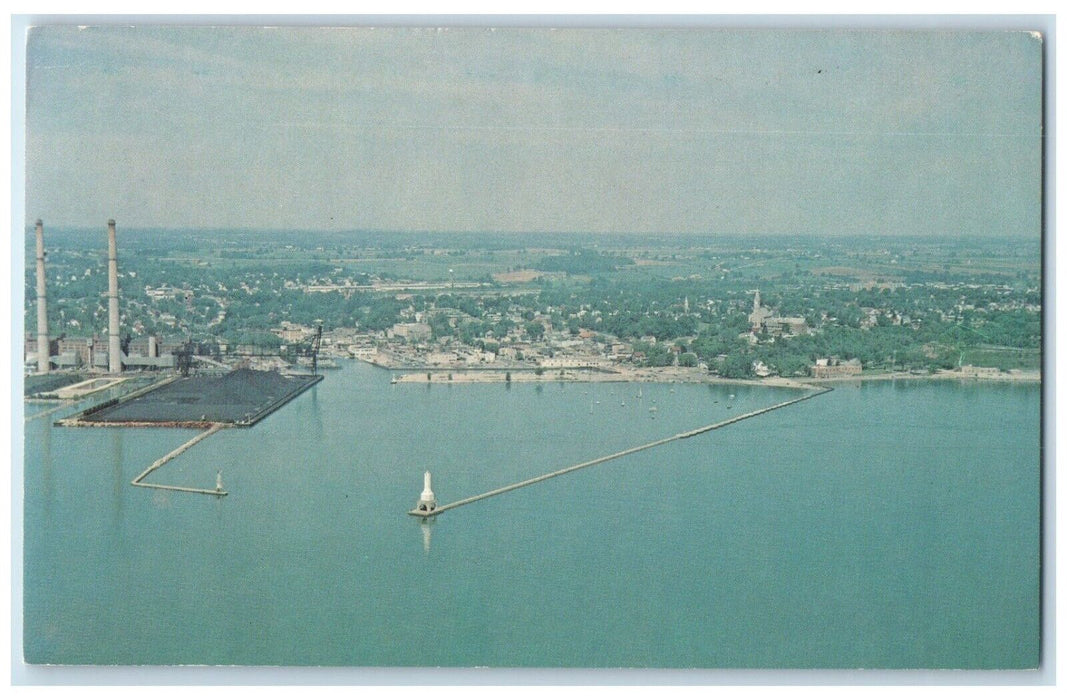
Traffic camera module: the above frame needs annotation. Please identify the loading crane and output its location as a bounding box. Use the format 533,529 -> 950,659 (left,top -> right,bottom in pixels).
175,341 -> 194,376
308,320 -> 323,375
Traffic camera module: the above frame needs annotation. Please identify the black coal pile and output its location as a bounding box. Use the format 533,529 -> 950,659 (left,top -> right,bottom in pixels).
85,369 -> 319,425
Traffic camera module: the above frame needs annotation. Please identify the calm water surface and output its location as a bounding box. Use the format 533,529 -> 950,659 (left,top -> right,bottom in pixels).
23,361 -> 1040,668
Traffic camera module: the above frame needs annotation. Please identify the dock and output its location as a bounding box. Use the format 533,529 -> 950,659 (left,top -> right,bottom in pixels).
57,369 -> 321,428
46,369 -> 322,498
131,423 -> 228,497
409,386 -> 832,517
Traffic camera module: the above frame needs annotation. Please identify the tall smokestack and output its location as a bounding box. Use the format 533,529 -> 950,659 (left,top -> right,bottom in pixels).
107,219 -> 122,373
35,219 -> 49,373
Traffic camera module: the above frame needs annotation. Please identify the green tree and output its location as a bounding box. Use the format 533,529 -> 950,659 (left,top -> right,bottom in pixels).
719,353 -> 754,379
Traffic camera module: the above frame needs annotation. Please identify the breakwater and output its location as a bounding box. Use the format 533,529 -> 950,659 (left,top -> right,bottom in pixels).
131,423 -> 228,497
409,385 -> 832,516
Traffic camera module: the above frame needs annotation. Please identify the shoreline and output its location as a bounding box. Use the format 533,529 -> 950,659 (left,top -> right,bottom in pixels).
373,362 -> 1040,388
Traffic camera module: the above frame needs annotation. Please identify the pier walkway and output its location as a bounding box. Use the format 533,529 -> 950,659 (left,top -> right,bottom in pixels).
410,386 -> 832,517
131,423 -> 228,497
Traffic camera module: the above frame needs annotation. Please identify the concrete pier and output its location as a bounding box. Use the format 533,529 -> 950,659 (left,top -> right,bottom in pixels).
131,423 -> 228,496
409,386 -> 832,517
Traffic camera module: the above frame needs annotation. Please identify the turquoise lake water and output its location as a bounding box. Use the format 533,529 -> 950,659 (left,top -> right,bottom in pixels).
22,361 -> 1040,668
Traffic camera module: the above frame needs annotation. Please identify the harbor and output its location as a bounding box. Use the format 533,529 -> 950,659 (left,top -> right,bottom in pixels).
17,23 -> 1044,674
45,368 -> 322,497
22,361 -> 1040,667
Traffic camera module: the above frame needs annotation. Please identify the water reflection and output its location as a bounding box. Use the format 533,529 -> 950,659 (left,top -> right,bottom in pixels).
24,400 -> 70,423
110,430 -> 124,531
40,417 -> 54,510
307,385 -> 323,439
419,517 -> 434,554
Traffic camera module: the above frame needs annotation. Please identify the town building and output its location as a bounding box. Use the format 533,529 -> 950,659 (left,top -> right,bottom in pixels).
749,290 -> 809,337
764,316 -> 809,335
748,290 -> 773,331
810,357 -> 863,378
273,321 -> 316,344
958,364 -> 1002,379
389,322 -> 432,342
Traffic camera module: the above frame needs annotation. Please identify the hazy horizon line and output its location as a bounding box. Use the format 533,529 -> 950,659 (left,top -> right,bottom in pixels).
19,224 -> 1040,241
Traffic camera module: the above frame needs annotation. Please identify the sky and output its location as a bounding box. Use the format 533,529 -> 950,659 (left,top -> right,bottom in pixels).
22,24 -> 1044,237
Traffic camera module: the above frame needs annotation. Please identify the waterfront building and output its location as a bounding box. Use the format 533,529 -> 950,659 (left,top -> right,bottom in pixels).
389,322 -> 432,342
958,364 -> 1003,378
810,357 -> 863,378
427,351 -> 457,365
273,321 -> 317,343
26,334 -> 104,368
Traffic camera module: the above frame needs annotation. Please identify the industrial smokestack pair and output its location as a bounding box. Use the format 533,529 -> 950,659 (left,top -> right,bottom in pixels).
107,219 -> 121,374
33,219 -> 123,374
35,220 -> 48,373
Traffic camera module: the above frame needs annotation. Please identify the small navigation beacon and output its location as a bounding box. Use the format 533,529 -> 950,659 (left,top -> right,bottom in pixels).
415,471 -> 437,514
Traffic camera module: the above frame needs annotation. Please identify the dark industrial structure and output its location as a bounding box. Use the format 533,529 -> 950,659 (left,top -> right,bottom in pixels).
61,369 -> 321,428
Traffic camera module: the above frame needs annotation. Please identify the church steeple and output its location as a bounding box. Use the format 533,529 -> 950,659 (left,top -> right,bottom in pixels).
749,289 -> 769,333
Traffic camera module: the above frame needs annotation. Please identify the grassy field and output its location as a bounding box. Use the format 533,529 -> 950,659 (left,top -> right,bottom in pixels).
962,346 -> 1041,370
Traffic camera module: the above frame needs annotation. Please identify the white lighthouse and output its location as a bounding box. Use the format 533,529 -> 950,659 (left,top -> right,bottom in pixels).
415,471 -> 437,514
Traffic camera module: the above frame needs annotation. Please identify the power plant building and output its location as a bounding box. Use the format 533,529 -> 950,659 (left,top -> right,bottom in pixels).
24,217 -> 180,372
